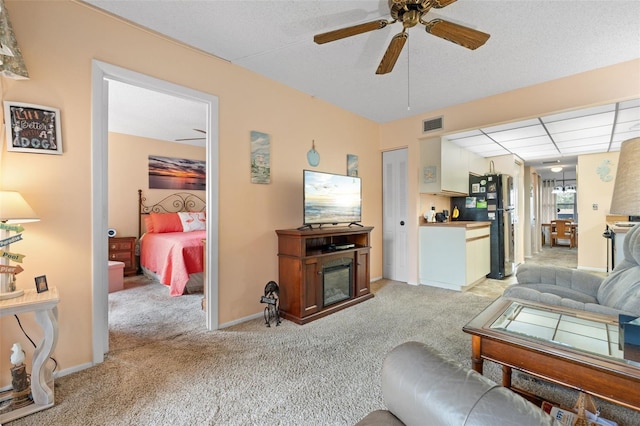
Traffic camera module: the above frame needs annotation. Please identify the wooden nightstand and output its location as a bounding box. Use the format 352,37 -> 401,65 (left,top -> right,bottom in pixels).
108,236 -> 137,276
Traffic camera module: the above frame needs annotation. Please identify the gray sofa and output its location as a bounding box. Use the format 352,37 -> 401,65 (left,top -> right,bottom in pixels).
503,223 -> 640,317
356,342 -> 561,426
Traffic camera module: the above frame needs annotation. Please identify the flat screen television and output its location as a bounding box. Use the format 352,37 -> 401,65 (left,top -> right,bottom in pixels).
303,170 -> 361,227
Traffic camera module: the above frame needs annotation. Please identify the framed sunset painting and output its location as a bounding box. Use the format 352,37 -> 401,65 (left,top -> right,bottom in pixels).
148,155 -> 206,190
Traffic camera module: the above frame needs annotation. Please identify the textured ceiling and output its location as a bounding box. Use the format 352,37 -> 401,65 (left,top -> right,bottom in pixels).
87,0 -> 640,178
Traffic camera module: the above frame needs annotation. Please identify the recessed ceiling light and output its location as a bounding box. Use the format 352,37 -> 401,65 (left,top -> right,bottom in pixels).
551,166 -> 563,173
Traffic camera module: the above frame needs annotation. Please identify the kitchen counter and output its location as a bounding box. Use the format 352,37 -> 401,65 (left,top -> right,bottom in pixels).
420,221 -> 491,229
419,222 -> 491,291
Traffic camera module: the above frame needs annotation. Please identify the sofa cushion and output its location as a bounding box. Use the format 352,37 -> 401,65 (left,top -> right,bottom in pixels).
515,264 -> 603,298
504,284 -> 598,305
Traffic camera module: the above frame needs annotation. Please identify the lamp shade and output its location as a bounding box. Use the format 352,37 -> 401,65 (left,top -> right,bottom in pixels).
0,0 -> 29,79
610,138 -> 640,215
0,191 -> 39,223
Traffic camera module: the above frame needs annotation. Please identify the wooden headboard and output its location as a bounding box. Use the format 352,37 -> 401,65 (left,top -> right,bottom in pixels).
138,189 -> 206,238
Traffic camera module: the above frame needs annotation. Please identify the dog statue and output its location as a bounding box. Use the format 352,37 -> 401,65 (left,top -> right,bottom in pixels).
260,280 -> 281,327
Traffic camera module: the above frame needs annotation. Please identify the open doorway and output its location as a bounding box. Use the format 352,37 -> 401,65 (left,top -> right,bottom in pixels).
91,60 -> 219,364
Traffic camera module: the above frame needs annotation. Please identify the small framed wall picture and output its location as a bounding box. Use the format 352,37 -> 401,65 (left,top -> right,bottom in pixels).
347,154 -> 358,177
35,275 -> 49,293
3,101 -> 63,155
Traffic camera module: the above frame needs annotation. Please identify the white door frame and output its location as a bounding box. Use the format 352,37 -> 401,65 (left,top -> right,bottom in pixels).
90,60 -> 219,364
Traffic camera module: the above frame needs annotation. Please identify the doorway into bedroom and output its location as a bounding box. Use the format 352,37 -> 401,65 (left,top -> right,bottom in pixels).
91,60 -> 219,364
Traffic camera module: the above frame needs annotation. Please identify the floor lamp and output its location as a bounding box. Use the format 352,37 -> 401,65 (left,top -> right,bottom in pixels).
0,191 -> 39,300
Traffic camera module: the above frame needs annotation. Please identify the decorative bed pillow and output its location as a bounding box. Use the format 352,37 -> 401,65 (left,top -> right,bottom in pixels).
178,212 -> 206,232
150,212 -> 183,233
143,215 -> 155,233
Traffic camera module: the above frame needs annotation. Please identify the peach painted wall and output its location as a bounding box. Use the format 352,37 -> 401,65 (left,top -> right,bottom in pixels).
380,59 -> 640,285
108,132 -> 206,238
0,0 -> 382,386
577,152 -> 620,271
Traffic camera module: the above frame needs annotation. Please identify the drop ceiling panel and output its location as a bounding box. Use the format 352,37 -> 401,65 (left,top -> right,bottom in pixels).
555,135 -> 612,148
551,126 -> 613,143
543,104 -> 616,123
561,144 -> 611,154
487,127 -> 548,143
500,135 -> 553,149
544,112 -> 616,133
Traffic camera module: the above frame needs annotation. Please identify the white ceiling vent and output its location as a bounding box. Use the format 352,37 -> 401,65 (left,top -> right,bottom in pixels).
422,116 -> 443,134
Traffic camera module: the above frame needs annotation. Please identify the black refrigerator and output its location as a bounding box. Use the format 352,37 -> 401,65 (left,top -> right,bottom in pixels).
451,174 -> 515,279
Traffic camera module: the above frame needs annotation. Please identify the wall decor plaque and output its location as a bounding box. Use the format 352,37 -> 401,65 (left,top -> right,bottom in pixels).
4,101 -> 62,155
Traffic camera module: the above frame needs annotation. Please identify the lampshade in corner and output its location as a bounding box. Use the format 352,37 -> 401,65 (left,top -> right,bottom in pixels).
0,0 -> 29,79
610,138 -> 640,215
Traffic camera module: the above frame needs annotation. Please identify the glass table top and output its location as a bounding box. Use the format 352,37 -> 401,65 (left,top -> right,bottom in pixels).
489,302 -> 629,362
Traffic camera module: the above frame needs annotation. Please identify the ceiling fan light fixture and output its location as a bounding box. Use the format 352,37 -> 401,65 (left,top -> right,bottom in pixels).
314,0 -> 490,74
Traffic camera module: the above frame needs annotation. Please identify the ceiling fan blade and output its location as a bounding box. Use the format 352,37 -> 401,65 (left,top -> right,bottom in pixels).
376,32 -> 408,75
425,19 -> 490,50
431,0 -> 458,8
314,19 -> 389,44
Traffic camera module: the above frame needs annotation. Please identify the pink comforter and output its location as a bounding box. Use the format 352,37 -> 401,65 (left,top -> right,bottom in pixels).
140,231 -> 205,296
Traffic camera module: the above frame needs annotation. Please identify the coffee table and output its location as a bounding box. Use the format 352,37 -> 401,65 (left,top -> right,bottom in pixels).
462,297 -> 640,411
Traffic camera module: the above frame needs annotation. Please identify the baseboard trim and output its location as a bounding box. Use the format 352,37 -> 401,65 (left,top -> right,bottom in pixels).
219,312 -> 263,329
54,362 -> 94,379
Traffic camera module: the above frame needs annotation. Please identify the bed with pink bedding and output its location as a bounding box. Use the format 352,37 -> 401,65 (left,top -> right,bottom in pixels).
140,230 -> 205,296
138,190 -> 206,296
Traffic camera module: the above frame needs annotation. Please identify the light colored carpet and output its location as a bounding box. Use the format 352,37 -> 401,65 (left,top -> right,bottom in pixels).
9,249 -> 639,425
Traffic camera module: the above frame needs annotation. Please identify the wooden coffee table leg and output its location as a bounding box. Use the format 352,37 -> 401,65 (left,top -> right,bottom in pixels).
471,335 -> 484,373
502,365 -> 512,388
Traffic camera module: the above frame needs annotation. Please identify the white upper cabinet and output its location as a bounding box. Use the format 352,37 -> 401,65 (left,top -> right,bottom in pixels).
420,137 -> 470,195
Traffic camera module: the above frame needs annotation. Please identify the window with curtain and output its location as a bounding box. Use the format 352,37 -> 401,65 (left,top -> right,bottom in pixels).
541,180 -> 556,224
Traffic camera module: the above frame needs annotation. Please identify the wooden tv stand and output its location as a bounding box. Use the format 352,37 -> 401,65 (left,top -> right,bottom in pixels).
275,226 -> 374,324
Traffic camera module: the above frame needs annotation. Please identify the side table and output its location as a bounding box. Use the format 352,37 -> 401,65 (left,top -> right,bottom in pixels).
0,287 -> 59,423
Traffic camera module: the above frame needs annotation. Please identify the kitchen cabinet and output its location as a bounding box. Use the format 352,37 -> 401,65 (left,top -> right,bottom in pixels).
420,137 -> 469,195
419,222 -> 491,291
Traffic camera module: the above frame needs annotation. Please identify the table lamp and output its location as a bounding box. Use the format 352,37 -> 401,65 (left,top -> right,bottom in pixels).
0,191 -> 39,300
610,138 -> 640,220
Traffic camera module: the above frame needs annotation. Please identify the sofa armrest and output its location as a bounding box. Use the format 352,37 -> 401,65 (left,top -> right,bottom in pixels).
516,264 -> 603,298
379,342 -> 560,426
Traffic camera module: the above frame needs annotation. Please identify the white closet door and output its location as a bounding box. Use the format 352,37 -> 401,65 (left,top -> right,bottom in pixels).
383,148 -> 408,282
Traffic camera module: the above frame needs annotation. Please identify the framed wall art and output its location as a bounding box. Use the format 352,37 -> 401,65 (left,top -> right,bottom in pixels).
148,155 -> 206,190
347,154 -> 358,177
251,130 -> 271,184
3,101 -> 63,155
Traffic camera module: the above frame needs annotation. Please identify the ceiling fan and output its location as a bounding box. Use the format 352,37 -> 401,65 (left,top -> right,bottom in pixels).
314,0 -> 490,75
176,129 -> 206,142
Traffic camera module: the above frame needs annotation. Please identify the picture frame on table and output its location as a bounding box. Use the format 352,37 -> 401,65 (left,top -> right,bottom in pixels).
35,275 -> 49,293
4,101 -> 63,155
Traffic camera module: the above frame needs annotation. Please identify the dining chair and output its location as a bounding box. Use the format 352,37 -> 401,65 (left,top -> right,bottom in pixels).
550,219 -> 575,248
